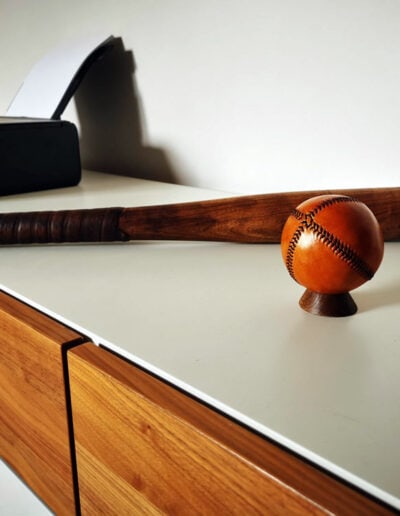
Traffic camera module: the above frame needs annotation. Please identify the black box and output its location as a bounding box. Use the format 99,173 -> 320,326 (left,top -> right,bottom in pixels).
0,117 -> 80,195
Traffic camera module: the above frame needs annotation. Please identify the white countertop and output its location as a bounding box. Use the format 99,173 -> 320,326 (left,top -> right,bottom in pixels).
0,460 -> 51,515
1,170 -> 399,510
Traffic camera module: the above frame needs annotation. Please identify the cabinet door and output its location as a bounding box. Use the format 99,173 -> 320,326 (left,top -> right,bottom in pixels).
0,291 -> 87,514
68,343 -> 392,515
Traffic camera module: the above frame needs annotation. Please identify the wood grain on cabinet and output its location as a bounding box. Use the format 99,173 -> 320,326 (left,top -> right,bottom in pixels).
68,343 -> 394,515
0,291 -> 87,514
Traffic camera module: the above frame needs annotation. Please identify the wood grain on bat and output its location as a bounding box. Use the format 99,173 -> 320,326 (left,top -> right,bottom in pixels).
0,187 -> 399,245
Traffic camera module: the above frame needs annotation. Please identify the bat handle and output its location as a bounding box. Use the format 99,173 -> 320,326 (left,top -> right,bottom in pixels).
0,208 -> 128,244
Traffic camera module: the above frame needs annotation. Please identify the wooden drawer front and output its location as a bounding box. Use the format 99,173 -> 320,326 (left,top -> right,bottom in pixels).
69,343 -> 392,515
0,291 -> 87,514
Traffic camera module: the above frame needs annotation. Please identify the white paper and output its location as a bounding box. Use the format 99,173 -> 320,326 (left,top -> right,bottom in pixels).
6,34 -> 114,119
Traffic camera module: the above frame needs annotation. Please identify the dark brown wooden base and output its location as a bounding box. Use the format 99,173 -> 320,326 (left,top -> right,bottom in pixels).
299,289 -> 358,317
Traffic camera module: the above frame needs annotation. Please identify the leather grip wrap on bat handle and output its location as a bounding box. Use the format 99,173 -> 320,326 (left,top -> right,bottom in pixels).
0,208 -> 129,244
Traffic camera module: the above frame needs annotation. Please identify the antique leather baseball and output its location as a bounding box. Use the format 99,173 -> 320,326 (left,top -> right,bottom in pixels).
281,195 -> 384,294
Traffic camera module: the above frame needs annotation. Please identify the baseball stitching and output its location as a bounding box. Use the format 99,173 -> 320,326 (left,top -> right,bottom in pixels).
285,197 -> 375,282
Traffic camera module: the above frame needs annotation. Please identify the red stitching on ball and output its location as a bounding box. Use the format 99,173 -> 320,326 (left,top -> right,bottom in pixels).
286,223 -> 305,279
285,197 -> 375,282
309,196 -> 356,217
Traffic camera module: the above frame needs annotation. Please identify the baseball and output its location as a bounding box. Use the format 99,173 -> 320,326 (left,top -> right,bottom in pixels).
281,194 -> 384,295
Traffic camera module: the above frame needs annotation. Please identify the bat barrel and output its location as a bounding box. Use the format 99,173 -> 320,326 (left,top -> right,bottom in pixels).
118,187 -> 400,243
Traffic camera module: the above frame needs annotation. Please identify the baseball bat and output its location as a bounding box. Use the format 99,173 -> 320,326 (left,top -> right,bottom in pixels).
0,186 -> 399,245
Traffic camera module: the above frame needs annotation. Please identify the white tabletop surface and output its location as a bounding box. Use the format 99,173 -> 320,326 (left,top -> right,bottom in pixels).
1,170 -> 399,510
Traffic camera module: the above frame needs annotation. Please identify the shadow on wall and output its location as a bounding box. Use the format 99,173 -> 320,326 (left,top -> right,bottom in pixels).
74,37 -> 178,184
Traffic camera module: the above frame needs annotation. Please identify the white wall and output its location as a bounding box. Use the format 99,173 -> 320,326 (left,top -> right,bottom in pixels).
0,0 -> 399,193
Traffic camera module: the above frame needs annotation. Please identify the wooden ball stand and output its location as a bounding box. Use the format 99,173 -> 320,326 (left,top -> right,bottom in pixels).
299,289 -> 357,317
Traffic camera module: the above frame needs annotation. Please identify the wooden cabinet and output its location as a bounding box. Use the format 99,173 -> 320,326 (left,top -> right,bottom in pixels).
68,342 -> 393,515
0,291 -> 88,514
0,290 -> 397,514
